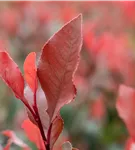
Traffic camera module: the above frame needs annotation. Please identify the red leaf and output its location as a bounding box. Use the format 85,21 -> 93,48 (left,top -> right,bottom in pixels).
0,51 -> 36,126
24,52 -> 49,134
37,14 -> 82,120
49,116 -> 63,149
22,119 -> 45,150
116,84 -> 135,140
0,51 -> 24,99
24,52 -> 37,93
2,130 -> 30,150
24,85 -> 50,134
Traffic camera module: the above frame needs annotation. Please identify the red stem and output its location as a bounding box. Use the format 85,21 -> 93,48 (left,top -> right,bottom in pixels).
23,86 -> 50,150
22,97 -> 36,118
47,123 -> 52,149
33,90 -> 49,149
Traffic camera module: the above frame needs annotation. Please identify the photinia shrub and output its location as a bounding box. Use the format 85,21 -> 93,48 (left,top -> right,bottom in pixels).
0,14 -> 82,150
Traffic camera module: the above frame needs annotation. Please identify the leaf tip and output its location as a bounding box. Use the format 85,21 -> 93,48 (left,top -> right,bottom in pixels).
70,13 -> 82,29
73,13 -> 82,21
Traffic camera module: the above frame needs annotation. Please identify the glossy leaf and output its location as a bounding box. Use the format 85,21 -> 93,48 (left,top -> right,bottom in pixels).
22,119 -> 45,150
24,52 -> 49,134
0,51 -> 24,99
37,14 -> 82,120
24,85 -> 50,134
24,52 -> 37,93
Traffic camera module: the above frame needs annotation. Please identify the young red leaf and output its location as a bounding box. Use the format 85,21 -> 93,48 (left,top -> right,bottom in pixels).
24,52 -> 38,125
22,119 -> 45,150
0,51 -> 24,99
0,51 -> 36,126
2,130 -> 30,150
24,85 -> 50,134
37,14 -> 82,120
49,116 -> 63,149
24,52 -> 37,93
24,52 -> 49,135
116,84 -> 135,140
